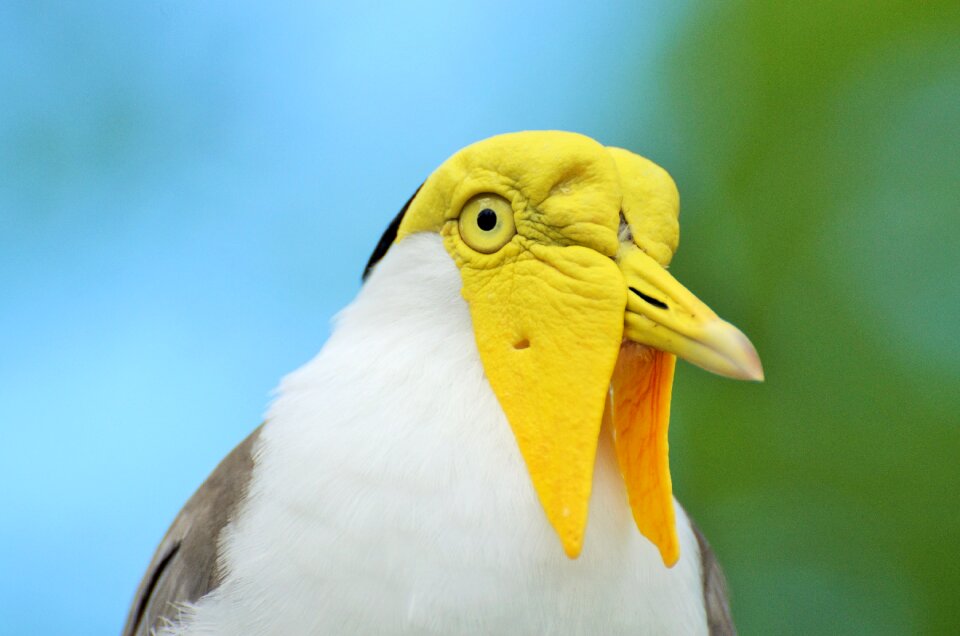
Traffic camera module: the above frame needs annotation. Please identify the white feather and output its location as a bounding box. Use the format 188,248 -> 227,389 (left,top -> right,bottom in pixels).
161,233 -> 708,635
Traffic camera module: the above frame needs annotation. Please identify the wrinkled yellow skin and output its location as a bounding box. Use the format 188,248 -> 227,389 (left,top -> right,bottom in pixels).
399,132 -> 678,260
607,146 -> 679,267
394,131 -> 715,562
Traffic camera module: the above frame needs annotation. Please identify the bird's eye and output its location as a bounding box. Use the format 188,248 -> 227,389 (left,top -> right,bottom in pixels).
458,193 -> 516,254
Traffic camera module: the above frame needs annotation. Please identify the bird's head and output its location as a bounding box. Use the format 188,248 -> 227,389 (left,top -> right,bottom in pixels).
365,131 -> 762,565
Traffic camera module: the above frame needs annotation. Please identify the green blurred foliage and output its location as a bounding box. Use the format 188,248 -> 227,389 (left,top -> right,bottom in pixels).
641,2 -> 960,633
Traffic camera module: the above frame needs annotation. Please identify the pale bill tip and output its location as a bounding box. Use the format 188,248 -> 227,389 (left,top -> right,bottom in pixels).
703,319 -> 765,382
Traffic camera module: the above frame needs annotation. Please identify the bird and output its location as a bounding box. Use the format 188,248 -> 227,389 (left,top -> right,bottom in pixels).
124,131 -> 763,636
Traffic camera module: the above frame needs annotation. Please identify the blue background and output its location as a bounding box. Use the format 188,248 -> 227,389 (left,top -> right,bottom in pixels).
2,2 -> 958,634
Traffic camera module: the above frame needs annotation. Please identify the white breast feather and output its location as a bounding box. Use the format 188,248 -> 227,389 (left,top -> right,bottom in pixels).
160,233 -> 708,635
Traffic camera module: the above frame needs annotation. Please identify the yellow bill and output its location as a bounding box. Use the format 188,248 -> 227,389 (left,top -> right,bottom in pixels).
618,245 -> 764,383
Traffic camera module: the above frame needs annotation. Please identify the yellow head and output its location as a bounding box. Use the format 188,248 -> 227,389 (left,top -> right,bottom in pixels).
368,131 -> 762,564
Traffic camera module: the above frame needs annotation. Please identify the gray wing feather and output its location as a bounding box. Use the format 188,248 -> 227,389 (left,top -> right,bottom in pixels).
690,519 -> 736,636
122,426 -> 261,636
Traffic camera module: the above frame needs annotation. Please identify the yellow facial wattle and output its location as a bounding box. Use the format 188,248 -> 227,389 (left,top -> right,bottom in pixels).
391,131 -> 763,564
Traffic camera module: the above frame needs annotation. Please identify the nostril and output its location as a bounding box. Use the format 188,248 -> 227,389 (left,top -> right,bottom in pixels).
513,338 -> 530,350
629,287 -> 668,310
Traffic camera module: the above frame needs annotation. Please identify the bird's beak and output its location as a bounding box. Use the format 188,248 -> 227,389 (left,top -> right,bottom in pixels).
618,245 -> 763,382
618,245 -> 763,381
607,244 -> 763,566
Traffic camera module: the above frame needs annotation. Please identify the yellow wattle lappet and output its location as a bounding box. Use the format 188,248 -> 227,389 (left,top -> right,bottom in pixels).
125,130 -> 763,636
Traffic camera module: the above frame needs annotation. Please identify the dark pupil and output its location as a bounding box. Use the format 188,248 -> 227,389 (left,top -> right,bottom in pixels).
476,208 -> 497,231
